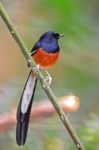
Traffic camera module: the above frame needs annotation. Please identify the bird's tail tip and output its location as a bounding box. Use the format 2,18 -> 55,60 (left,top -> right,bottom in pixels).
16,119 -> 28,146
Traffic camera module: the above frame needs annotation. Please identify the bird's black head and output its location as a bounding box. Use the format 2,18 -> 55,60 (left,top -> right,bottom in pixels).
38,31 -> 64,53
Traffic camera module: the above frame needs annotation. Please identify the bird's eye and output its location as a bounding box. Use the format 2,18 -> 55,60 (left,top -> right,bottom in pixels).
49,33 -> 60,39
51,33 -> 59,38
53,33 -> 59,37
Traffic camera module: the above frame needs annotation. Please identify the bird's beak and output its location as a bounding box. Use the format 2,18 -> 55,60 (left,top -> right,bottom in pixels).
59,34 -> 64,38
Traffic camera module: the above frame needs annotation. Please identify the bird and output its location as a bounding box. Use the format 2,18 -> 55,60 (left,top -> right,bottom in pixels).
16,31 -> 64,146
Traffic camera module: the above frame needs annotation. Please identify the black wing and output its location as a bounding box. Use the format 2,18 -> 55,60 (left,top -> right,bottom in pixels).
31,42 -> 40,55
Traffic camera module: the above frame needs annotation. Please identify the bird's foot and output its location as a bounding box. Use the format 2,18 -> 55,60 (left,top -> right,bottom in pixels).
45,70 -> 52,87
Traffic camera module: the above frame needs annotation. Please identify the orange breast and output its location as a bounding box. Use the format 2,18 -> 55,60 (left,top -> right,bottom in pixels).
32,48 -> 59,69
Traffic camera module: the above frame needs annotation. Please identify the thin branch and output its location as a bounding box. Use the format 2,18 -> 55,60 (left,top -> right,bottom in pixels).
0,94 -> 80,133
0,3 -> 85,150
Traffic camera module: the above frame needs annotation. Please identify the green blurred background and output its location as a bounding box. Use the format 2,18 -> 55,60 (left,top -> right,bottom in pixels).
0,0 -> 99,149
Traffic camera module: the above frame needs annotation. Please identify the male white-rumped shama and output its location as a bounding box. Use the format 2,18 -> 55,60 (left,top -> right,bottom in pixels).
16,31 -> 64,145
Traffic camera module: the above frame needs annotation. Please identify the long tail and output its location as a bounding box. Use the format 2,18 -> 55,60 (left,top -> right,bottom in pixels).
16,71 -> 37,146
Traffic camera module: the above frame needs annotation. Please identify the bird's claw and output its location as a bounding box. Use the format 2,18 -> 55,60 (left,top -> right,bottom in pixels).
45,76 -> 52,87
45,70 -> 52,87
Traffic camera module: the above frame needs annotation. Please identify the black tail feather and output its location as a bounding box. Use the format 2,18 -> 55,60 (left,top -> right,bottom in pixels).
16,115 -> 29,145
16,71 -> 37,145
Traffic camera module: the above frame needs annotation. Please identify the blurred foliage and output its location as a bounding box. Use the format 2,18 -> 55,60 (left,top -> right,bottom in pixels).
70,114 -> 99,150
43,137 -> 64,150
39,0 -> 92,45
0,0 -> 99,149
